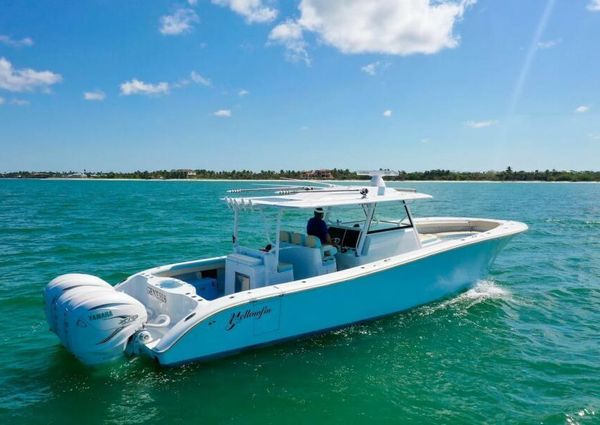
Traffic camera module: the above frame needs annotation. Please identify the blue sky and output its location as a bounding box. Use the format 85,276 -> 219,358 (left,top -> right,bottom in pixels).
0,0 -> 599,172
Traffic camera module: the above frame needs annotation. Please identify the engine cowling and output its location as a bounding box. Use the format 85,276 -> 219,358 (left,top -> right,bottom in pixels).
43,274 -> 147,365
44,273 -> 113,332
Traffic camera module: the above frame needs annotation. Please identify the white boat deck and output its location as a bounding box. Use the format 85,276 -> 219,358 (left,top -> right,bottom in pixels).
419,231 -> 479,246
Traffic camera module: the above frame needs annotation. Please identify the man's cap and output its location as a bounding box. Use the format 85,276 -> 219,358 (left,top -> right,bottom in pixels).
314,207 -> 324,214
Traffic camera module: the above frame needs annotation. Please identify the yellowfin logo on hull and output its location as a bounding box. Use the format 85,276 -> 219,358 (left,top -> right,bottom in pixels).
226,306 -> 272,331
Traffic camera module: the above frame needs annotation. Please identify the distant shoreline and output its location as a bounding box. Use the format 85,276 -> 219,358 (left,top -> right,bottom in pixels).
2,168 -> 600,182
1,178 -> 598,184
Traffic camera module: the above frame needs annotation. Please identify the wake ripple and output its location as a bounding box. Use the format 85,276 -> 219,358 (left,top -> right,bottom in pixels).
418,280 -> 511,316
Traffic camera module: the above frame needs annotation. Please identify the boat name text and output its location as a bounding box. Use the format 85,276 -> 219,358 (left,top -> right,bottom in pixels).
226,306 -> 272,331
147,287 -> 167,303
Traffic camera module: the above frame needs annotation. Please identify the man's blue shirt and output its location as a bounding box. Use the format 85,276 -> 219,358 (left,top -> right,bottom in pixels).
307,217 -> 328,244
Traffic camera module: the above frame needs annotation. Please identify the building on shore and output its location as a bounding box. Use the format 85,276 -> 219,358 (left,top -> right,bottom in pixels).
301,169 -> 334,180
171,169 -> 197,178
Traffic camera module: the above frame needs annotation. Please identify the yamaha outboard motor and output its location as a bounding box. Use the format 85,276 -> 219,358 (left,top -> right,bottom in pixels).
43,274 -> 147,365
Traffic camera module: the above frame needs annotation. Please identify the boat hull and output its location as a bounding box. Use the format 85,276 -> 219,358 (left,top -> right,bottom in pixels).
150,235 -> 511,366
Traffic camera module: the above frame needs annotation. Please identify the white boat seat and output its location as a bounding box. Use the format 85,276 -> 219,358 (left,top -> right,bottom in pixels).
291,232 -> 305,245
280,230 -> 291,243
304,234 -> 321,248
305,235 -> 338,258
277,262 -> 293,273
322,245 -> 338,259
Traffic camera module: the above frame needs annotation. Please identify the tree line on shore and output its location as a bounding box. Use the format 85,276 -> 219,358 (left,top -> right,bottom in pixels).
2,167 -> 599,181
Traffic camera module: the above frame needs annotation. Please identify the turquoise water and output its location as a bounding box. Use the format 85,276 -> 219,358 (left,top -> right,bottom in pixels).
1,180 -> 598,424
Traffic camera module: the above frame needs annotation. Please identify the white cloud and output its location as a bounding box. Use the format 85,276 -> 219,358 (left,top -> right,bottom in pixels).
212,0 -> 278,23
120,79 -> 169,96
0,57 -> 62,92
190,71 -> 211,86
383,109 -> 392,117
296,0 -> 474,56
420,138 -> 430,144
268,20 -> 310,64
361,61 -> 389,76
159,8 -> 199,35
587,0 -> 600,12
122,72 -> 209,95
0,35 -> 34,48
238,89 -> 249,96
11,98 -> 29,106
465,120 -> 497,128
589,133 -> 600,140
575,105 -> 590,113
0,97 -> 29,106
214,109 -> 232,117
173,71 -> 212,88
536,39 -> 561,49
83,90 -> 106,101
188,0 -> 198,5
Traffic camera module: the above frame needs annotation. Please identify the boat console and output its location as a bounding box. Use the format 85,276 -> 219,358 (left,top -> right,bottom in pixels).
329,223 -> 421,270
329,225 -> 360,251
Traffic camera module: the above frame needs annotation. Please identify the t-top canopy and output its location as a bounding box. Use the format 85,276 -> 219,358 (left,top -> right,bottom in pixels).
224,185 -> 432,210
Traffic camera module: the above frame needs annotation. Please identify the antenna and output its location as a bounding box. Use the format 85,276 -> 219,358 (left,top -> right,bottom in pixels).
356,169 -> 398,195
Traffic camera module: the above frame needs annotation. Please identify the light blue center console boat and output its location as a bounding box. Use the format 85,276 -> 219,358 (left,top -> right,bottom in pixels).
43,171 -> 527,366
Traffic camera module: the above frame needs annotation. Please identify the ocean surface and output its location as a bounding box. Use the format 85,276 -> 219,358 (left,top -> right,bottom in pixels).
0,180 -> 598,425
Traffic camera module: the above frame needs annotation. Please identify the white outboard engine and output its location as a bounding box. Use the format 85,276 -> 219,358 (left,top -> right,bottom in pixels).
43,274 -> 147,365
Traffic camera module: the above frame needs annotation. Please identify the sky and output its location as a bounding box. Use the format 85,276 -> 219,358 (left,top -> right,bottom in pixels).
0,0 -> 599,172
